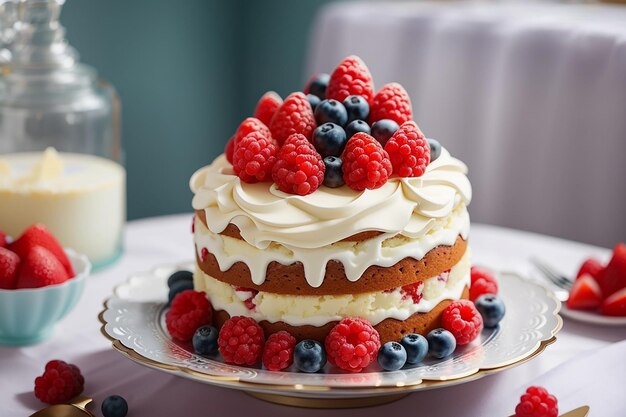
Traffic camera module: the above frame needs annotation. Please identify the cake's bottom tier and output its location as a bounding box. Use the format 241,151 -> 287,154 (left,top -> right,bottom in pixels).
212,287 -> 469,344
194,249 -> 470,344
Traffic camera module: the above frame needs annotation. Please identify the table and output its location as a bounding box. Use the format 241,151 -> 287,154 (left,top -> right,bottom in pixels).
2,214 -> 625,416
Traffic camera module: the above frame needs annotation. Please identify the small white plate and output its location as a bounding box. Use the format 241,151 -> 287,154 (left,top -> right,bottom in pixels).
560,305 -> 626,326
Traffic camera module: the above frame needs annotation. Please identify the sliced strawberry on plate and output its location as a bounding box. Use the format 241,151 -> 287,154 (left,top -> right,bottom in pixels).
16,246 -> 69,289
567,274 -> 602,310
576,257 -> 605,281
8,224 -> 74,277
0,247 -> 20,290
596,243 -> 626,298
600,286 -> 626,316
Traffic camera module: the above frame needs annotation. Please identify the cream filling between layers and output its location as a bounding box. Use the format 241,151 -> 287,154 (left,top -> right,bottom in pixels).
194,203 -> 469,288
194,249 -> 471,327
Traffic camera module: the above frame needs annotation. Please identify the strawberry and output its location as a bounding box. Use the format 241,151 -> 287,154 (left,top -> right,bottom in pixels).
326,55 -> 375,103
369,82 -> 413,125
269,92 -> 316,144
9,224 -> 74,277
596,243 -> 626,298
253,91 -> 283,127
576,258 -> 605,282
16,246 -> 70,289
567,274 -> 602,310
600,286 -> 626,316
0,230 -> 7,248
0,247 -> 20,290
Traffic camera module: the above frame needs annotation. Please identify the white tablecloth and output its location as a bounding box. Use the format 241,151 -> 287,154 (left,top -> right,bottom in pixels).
308,2 -> 626,248
2,215 -> 626,416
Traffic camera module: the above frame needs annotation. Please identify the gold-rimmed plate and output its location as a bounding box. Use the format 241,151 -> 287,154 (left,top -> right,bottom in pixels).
99,264 -> 562,407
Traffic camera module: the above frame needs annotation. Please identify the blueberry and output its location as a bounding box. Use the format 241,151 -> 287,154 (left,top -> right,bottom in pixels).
101,395 -> 128,417
377,341 -> 407,371
323,156 -> 344,188
400,333 -> 429,365
306,73 -> 330,100
314,99 -> 348,127
313,122 -> 347,157
294,339 -> 327,373
192,325 -> 219,355
475,294 -> 506,328
167,270 -> 193,288
426,328 -> 456,359
168,279 -> 194,304
427,138 -> 442,162
343,95 -> 370,123
306,93 -> 321,111
345,120 -> 371,139
370,119 -> 400,147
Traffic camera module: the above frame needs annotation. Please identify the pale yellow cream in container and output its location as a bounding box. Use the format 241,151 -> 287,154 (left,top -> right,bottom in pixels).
0,148 -> 125,267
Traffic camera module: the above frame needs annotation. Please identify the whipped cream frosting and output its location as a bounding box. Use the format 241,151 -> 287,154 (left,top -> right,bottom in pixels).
190,148 -> 471,250
194,205 -> 469,288
194,249 -> 471,327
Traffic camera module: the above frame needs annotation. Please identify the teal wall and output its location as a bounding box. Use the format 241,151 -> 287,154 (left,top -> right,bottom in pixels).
61,0 -> 334,219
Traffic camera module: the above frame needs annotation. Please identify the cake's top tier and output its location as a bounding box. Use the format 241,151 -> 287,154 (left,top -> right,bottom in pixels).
191,146 -> 471,250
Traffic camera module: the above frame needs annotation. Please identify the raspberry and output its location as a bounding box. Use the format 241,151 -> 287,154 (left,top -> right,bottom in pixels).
369,82 -> 413,125
325,317 -> 381,373
470,266 -> 499,302
384,121 -> 430,177
225,135 -> 235,164
515,386 -> 559,417
0,230 -> 7,248
232,130 -> 278,183
401,280 -> 424,303
272,134 -> 325,195
218,316 -> 265,365
233,117 -> 271,147
262,330 -> 296,371
254,91 -> 283,127
34,360 -> 84,404
269,92 -> 316,145
326,55 -> 375,103
165,290 -> 212,342
342,132 -> 392,191
441,300 -> 483,346
235,286 -> 259,310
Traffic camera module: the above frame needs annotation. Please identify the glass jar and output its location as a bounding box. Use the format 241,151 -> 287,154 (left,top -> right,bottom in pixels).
0,0 -> 121,161
0,0 -> 125,269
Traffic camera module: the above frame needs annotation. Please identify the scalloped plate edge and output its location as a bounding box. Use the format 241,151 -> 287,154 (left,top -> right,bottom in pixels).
98,268 -> 562,396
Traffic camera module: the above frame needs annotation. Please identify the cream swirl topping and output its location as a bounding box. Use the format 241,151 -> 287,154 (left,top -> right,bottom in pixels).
190,147 -> 471,249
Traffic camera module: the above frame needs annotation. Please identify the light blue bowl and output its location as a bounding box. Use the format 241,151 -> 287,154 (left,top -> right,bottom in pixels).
0,249 -> 91,346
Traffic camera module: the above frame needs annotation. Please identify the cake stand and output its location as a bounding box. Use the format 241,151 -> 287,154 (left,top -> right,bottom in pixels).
99,263 -> 562,408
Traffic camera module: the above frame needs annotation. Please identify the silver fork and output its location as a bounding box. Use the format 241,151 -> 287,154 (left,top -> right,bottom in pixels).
530,257 -> 573,302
